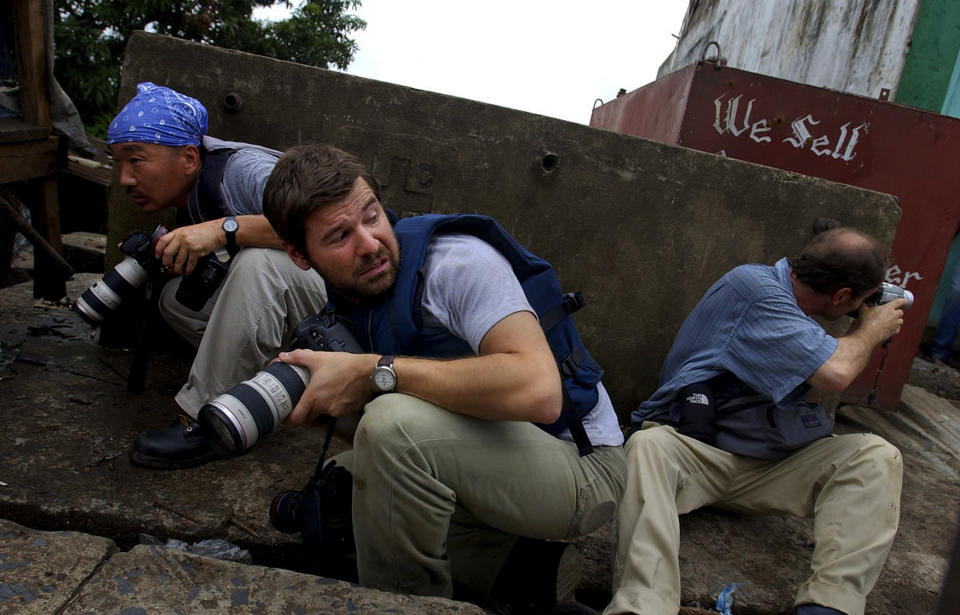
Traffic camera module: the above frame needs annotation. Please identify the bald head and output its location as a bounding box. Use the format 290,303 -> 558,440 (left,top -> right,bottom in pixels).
790,227 -> 887,296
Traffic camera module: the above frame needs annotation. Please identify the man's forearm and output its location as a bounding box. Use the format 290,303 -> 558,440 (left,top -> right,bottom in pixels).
393,351 -> 562,423
280,312 -> 564,426
808,302 -> 905,391
809,329 -> 885,391
235,215 -> 283,249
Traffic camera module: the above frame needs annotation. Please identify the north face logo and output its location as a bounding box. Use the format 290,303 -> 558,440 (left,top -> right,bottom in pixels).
685,393 -> 710,406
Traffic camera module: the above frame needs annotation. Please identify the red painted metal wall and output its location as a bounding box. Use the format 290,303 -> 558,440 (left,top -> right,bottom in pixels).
591,61 -> 960,409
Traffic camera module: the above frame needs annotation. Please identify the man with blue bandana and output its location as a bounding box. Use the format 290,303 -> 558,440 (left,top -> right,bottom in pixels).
107,82 -> 327,469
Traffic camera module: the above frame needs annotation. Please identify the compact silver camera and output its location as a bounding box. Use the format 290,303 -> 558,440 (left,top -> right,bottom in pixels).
864,282 -> 913,309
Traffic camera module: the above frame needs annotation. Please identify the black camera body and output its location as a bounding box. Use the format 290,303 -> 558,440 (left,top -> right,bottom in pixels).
119,226 -> 167,273
175,253 -> 231,311
289,313 -> 365,355
269,459 -> 356,579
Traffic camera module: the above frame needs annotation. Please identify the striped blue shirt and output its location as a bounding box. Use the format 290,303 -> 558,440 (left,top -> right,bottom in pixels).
632,258 -> 838,425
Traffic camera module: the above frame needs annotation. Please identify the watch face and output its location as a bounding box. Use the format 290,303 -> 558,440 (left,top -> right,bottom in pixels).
373,367 -> 396,391
223,218 -> 239,233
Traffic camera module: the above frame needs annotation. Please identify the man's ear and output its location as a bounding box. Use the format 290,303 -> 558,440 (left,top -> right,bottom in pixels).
831,287 -> 853,306
282,240 -> 312,271
181,144 -> 201,176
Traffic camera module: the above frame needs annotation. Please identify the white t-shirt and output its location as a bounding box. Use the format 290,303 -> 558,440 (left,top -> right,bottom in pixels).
419,233 -> 624,447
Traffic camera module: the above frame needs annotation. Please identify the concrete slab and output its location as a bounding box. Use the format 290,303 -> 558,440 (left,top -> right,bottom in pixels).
69,544 -> 487,615
108,32 -> 903,420
839,383 -> 960,478
0,519 -> 114,615
0,275 -> 349,575
61,232 -> 106,274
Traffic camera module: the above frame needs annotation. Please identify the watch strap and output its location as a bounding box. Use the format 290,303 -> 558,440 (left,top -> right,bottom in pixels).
222,216 -> 238,257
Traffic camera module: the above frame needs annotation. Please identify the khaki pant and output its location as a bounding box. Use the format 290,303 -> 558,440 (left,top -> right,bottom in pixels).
159,247 -> 327,415
606,425 -> 902,615
334,393 -> 626,601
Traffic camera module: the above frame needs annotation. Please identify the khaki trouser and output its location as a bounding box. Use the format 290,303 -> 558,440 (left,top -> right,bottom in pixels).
159,247 -> 327,415
334,393 -> 626,602
606,425 -> 902,615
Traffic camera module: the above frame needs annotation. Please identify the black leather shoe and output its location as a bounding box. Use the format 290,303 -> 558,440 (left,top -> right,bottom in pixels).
130,416 -> 223,470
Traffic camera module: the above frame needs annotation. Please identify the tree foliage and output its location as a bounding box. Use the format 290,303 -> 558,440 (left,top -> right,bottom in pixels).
54,1 -> 365,139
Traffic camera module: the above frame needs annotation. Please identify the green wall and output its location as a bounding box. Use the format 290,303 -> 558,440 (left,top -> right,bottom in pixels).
897,0 -> 960,325
896,0 -> 960,112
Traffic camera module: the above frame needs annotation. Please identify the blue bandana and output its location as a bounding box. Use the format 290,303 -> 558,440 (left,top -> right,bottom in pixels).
107,82 -> 208,147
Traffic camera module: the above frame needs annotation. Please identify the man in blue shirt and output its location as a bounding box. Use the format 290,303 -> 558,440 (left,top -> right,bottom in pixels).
606,227 -> 907,615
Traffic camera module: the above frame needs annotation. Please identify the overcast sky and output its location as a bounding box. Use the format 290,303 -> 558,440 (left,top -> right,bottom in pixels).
255,1 -> 690,124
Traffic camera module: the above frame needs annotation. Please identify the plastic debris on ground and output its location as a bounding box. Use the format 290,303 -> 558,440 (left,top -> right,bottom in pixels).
715,582 -> 740,615
139,532 -> 253,564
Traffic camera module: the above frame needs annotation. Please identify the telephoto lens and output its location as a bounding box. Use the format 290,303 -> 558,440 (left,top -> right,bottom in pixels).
198,362 -> 310,456
72,225 -> 166,327
197,313 -> 363,456
72,256 -> 151,326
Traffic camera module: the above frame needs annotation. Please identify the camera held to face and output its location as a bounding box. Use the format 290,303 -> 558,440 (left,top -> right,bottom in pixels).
863,282 -> 914,309
197,312 -> 364,456
73,225 -> 234,327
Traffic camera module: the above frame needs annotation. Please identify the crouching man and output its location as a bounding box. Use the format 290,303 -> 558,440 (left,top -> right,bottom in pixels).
261,143 -> 626,612
106,82 -> 327,468
606,226 -> 906,615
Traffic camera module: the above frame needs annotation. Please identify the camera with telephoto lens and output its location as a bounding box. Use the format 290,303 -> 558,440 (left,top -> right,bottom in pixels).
864,282 -> 914,309
197,312 -> 364,456
73,225 -> 235,325
72,225 -> 167,326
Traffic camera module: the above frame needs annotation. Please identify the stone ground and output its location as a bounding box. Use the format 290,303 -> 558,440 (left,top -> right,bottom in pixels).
0,257 -> 956,614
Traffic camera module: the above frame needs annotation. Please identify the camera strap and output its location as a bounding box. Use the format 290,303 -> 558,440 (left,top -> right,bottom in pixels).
309,418 -> 338,482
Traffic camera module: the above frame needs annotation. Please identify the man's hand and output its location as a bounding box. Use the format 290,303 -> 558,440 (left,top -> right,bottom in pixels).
810,297 -> 908,391
154,220 -> 224,275
276,349 -> 379,425
856,297 -> 907,342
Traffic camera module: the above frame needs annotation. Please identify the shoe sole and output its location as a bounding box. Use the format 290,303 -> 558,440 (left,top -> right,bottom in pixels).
129,449 -> 222,470
555,543 -> 584,603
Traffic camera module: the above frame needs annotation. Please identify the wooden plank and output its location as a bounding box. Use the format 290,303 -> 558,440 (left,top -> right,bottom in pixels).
0,137 -> 60,183
0,117 -> 50,143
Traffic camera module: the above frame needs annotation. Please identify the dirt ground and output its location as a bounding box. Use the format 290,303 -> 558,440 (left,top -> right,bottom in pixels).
0,265 -> 957,614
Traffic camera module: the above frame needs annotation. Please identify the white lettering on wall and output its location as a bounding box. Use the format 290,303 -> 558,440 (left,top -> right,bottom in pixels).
885,264 -> 923,289
712,94 -> 868,162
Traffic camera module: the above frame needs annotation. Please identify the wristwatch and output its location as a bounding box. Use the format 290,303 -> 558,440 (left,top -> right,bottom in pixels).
222,216 -> 239,257
371,355 -> 397,393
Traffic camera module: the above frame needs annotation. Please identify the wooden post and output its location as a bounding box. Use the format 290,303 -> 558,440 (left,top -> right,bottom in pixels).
10,0 -> 67,300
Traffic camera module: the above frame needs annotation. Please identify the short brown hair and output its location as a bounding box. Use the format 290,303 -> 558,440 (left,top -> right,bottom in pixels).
263,144 -> 378,255
790,227 -> 887,296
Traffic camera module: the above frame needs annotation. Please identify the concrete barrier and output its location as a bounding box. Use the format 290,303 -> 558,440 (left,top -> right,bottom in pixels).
106,32 -> 901,420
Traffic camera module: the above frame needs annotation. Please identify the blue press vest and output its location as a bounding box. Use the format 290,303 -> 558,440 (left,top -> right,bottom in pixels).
326,213 -> 602,455
179,146 -> 237,225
